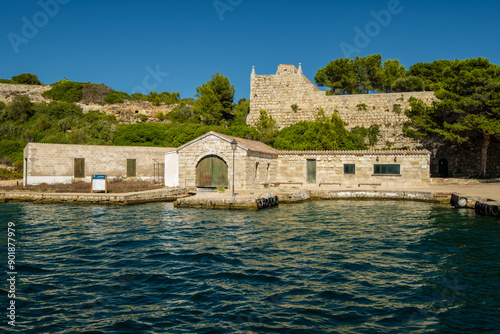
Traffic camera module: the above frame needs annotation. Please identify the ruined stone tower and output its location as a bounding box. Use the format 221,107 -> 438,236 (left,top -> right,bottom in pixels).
247,64 -> 436,148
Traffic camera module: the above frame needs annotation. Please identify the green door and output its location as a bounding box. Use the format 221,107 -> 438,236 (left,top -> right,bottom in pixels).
307,159 -> 316,183
196,155 -> 228,188
127,159 -> 136,177
74,158 -> 85,178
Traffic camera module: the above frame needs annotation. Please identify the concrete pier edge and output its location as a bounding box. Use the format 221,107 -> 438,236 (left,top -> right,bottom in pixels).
1,186 -> 499,218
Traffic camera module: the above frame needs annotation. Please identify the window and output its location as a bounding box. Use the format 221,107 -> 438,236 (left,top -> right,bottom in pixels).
127,159 -> 137,177
344,164 -> 355,174
74,158 -> 85,178
374,164 -> 400,175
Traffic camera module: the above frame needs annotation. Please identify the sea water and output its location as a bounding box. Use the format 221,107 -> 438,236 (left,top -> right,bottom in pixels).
0,201 -> 499,333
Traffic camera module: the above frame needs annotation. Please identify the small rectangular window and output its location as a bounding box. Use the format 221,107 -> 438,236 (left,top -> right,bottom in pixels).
127,159 -> 136,177
344,164 -> 355,174
74,158 -> 85,178
374,164 -> 400,175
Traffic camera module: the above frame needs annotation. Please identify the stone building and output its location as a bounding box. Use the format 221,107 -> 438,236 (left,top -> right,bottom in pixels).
165,132 -> 279,189
165,131 -> 430,189
23,143 -> 173,185
24,132 -> 431,188
247,64 -> 436,148
246,64 -> 500,178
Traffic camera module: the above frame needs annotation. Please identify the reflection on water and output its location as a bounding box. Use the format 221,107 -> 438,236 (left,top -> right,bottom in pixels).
0,201 -> 498,333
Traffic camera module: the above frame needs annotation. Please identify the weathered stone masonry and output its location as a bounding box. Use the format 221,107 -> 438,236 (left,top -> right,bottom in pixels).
247,64 -> 437,148
24,143 -> 174,185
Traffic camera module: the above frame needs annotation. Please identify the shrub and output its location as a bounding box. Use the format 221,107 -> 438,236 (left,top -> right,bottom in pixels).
135,114 -> 148,122
105,90 -> 129,104
12,73 -> 42,85
42,81 -> 83,102
392,104 -> 402,114
392,76 -> 425,92
0,156 -> 12,166
356,103 -> 368,111
82,83 -> 112,104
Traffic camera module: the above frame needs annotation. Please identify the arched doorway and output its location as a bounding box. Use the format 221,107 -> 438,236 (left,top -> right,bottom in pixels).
196,155 -> 228,188
438,158 -> 448,177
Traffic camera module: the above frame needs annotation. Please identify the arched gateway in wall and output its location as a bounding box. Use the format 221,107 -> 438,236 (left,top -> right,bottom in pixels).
196,155 -> 228,188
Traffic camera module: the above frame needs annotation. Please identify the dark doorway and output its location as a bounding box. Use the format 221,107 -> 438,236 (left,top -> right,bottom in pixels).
438,158 -> 448,177
74,158 -> 85,178
307,159 -> 317,183
196,155 -> 228,188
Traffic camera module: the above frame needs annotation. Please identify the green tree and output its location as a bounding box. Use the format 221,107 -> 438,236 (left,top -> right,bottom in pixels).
314,58 -> 358,94
3,95 -> 34,122
12,73 -> 42,85
404,58 -> 500,176
354,54 -> 383,93
254,109 -> 277,144
193,72 -> 235,125
381,59 -> 406,92
315,54 -> 384,94
167,103 -> 200,123
392,76 -> 424,92
231,98 -> 250,126
408,60 -> 453,91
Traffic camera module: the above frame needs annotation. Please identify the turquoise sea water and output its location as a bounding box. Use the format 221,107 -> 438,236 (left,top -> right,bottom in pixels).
0,201 -> 499,333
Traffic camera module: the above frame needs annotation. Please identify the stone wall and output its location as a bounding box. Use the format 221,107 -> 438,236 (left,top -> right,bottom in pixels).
176,134 -> 277,189
248,64 -> 437,148
430,139 -> 500,178
276,150 -> 430,187
24,143 -> 174,185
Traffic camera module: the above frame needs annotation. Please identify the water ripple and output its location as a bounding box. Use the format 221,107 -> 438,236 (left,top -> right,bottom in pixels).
0,200 -> 499,333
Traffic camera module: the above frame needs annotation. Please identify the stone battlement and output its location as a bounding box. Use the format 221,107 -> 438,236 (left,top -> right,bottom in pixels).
248,64 -> 437,148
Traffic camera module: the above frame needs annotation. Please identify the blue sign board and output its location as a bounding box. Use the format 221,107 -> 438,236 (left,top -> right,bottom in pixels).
92,174 -> 107,193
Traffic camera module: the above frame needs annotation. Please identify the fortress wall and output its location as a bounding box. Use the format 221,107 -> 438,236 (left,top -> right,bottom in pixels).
248,65 -> 437,148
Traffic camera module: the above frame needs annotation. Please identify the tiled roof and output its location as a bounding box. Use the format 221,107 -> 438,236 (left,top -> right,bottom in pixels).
175,131 -> 279,155
25,142 -> 176,151
211,132 -> 279,155
278,150 -> 431,156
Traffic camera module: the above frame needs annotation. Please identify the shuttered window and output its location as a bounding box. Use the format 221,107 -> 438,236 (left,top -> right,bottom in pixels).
127,159 -> 137,177
344,164 -> 355,174
374,164 -> 400,175
74,158 -> 85,178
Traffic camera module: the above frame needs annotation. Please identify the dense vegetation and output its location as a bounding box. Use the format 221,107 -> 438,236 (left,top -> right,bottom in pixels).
0,71 -> 377,179
403,58 -> 500,176
41,79 -> 181,106
0,73 -> 42,85
0,96 -> 117,178
2,55 -> 499,178
314,54 -> 425,94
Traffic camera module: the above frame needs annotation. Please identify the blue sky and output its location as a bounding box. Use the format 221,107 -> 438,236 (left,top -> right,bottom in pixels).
1,0 -> 499,101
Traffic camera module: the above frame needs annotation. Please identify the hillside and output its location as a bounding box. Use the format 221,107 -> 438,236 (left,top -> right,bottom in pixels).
0,82 -> 179,124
